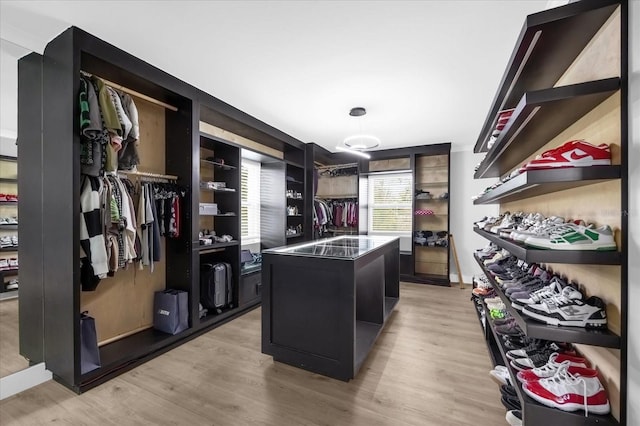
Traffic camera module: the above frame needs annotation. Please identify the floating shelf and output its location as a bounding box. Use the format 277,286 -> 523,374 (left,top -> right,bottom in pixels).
474,255 -> 620,348
473,166 -> 621,204
475,78 -> 620,178
200,159 -> 236,170
474,0 -> 620,153
473,228 -> 622,265
477,293 -> 620,425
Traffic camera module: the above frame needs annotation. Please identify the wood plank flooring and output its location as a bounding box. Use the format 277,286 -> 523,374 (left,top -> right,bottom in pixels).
0,298 -> 29,377
0,283 -> 506,425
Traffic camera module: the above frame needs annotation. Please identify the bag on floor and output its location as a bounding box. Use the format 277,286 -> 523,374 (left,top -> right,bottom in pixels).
80,311 -> 101,374
200,262 -> 233,312
153,289 -> 189,335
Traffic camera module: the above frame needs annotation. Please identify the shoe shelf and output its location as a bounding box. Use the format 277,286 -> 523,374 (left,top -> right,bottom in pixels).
200,187 -> 237,193
474,77 -> 620,179
473,0 -> 620,153
0,155 -> 17,162
474,228 -> 622,265
0,178 -> 17,183
479,292 -> 619,426
286,233 -> 304,239
474,255 -> 621,349
473,166 -> 621,204
199,158 -> 237,170
0,247 -> 18,252
0,224 -> 18,230
0,269 -> 18,277
0,202 -> 18,206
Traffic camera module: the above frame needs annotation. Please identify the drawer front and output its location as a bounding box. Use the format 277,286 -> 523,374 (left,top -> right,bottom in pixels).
239,272 -> 262,306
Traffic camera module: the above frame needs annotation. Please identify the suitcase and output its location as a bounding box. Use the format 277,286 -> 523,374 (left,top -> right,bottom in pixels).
200,262 -> 233,313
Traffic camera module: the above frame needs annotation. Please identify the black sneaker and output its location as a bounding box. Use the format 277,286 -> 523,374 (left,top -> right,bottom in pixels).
500,395 -> 521,411
509,346 -> 557,371
500,384 -> 518,398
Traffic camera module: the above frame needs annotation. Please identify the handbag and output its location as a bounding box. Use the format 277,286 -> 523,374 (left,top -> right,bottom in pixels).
80,311 -> 101,374
153,289 -> 189,335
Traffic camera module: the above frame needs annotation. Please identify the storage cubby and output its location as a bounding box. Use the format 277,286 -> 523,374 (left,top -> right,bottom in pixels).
0,155 -> 18,295
285,163 -> 305,242
472,2 -> 626,424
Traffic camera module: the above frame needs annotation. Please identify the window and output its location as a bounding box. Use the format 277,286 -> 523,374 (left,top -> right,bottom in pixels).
367,172 -> 413,234
241,158 -> 261,244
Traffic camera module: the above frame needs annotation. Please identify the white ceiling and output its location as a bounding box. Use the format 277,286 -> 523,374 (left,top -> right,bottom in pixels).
0,0 -> 549,152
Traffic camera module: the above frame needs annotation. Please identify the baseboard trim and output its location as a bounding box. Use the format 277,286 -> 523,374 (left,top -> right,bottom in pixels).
0,363 -> 51,400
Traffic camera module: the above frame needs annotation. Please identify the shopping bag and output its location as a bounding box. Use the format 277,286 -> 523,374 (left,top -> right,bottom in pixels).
153,289 -> 189,335
80,311 -> 101,374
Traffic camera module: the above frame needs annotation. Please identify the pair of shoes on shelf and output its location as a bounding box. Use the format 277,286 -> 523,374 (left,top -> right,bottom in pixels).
0,258 -> 18,270
0,194 -> 18,202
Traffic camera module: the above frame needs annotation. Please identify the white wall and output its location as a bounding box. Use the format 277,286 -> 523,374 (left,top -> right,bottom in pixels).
627,0 -> 639,422
0,39 -> 29,157
448,148 -> 498,284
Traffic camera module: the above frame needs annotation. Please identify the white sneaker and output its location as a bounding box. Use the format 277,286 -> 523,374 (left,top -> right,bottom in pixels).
505,410 -> 522,426
489,365 -> 511,386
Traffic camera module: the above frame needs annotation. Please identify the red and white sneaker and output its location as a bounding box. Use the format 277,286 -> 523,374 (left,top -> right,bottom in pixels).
517,358 -> 596,383
522,364 -> 610,415
521,140 -> 611,171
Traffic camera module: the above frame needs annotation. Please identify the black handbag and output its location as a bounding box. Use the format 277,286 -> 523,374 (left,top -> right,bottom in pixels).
153,289 -> 189,335
80,311 -> 101,374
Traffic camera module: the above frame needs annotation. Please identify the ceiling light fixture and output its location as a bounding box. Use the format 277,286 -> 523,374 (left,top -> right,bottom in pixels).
336,106 -> 380,158
335,145 -> 371,159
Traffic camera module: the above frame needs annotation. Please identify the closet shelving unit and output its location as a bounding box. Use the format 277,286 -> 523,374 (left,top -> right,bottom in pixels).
0,155 -> 18,294
472,1 -> 627,425
284,147 -> 306,244
18,26 -> 308,392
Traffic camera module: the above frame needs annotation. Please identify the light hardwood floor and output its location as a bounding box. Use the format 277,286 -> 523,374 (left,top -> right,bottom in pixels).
0,298 -> 30,377
0,283 -> 506,425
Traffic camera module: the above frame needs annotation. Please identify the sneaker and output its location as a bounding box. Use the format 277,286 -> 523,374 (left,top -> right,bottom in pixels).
495,321 -> 523,336
489,365 -> 511,386
505,410 -> 522,426
521,140 -> 611,171
510,278 -> 565,310
501,394 -> 521,411
8,258 -> 18,269
517,358 -> 596,383
0,258 -> 8,270
522,363 -> 610,415
5,194 -> 18,202
523,295 -> 608,328
500,384 -> 518,397
0,236 -> 12,248
525,224 -> 617,251
6,279 -> 18,290
511,351 -> 588,372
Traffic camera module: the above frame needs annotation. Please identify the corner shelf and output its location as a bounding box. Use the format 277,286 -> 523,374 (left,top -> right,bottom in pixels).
473,255 -> 620,348
473,166 -> 621,204
474,0 -> 620,153
475,78 -> 620,178
477,292 -> 619,426
474,228 -> 622,265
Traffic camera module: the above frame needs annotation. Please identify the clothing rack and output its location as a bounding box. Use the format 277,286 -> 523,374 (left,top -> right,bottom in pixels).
80,70 -> 178,112
315,163 -> 358,171
116,170 -> 178,183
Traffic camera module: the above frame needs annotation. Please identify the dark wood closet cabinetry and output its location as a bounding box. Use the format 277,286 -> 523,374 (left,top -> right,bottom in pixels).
18,27 -> 307,392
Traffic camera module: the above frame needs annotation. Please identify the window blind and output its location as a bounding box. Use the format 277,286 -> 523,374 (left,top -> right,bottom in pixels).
241,158 -> 261,244
368,172 -> 412,234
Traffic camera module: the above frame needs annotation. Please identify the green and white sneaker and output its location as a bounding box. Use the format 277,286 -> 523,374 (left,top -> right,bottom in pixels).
524,225 -> 616,251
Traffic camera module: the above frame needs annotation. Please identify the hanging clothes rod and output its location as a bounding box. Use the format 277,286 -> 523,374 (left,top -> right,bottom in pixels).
80,70 -> 178,112
117,170 -> 178,182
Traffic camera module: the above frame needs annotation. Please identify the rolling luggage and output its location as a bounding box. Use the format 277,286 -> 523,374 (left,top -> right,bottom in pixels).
200,262 -> 233,313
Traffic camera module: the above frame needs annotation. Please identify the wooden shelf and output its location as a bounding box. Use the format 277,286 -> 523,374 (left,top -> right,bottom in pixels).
473,166 -> 621,204
473,0 -> 620,153
477,293 -> 619,425
197,241 -> 239,253
471,297 -> 503,367
473,228 -> 622,265
474,255 -> 620,348
475,78 -> 620,178
199,187 -> 237,193
200,158 -> 236,170
286,233 -> 304,239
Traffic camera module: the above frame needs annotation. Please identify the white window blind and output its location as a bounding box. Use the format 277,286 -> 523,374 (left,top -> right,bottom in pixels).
241,158 -> 261,244
368,172 -> 413,234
